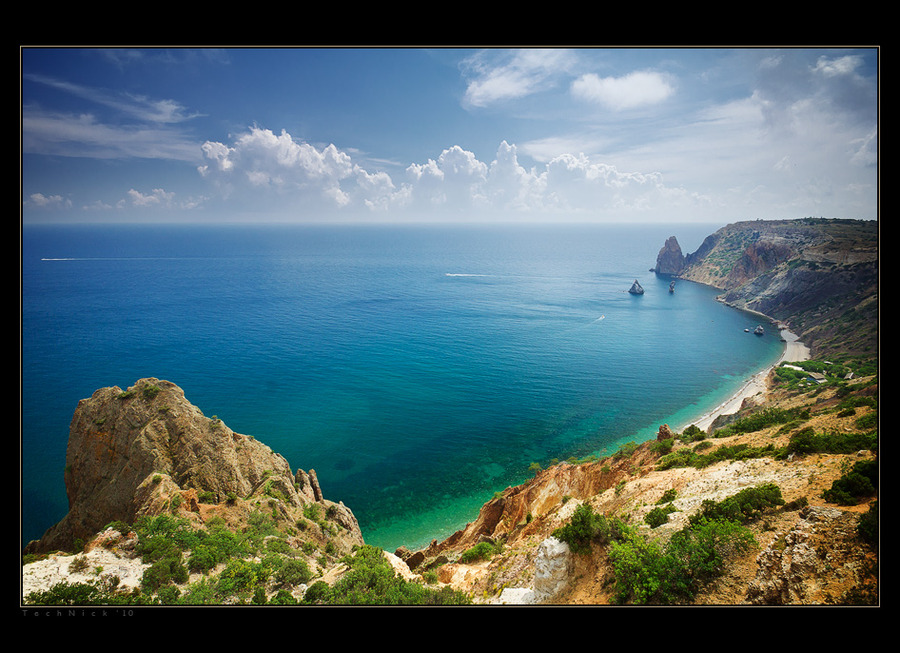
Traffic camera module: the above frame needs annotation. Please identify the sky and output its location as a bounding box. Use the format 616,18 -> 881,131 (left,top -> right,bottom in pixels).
21,46 -> 879,225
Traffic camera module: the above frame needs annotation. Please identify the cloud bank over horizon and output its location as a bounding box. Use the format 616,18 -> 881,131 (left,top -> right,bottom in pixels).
22,47 -> 878,224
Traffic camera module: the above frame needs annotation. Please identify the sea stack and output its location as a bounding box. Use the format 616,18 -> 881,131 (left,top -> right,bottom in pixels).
654,236 -> 685,276
628,279 -> 644,295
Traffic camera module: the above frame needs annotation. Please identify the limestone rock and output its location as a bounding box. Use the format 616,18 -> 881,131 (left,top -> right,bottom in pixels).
654,236 -> 685,275
24,378 -> 364,556
495,536 -> 572,605
533,536 -> 573,602
744,505 -> 875,605
657,424 -> 675,441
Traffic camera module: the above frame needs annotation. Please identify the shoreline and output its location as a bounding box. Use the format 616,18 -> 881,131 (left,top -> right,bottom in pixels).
682,326 -> 810,433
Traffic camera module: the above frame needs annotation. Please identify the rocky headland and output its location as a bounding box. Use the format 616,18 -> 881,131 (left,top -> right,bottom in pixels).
21,218 -> 878,607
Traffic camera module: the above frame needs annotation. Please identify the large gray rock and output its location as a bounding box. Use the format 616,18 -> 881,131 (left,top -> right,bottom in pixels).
654,236 -> 685,275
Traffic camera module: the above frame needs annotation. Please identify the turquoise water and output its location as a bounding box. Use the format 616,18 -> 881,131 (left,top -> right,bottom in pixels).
20,222 -> 784,551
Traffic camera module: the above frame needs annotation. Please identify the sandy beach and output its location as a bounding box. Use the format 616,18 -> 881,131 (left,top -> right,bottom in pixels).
685,327 -> 810,433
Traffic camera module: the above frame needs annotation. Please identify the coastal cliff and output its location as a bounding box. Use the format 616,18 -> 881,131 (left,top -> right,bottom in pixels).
655,219 -> 878,359
22,218 -> 878,606
23,379 -> 364,581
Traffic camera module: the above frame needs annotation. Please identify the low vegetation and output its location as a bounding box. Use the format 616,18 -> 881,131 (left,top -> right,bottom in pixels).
23,509 -> 469,606
553,485 -> 789,605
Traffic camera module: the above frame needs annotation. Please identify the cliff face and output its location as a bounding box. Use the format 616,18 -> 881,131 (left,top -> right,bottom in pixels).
675,219 -> 878,358
24,378 -> 363,556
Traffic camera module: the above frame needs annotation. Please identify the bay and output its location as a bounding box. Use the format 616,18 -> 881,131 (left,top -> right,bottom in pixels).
21,222 -> 784,551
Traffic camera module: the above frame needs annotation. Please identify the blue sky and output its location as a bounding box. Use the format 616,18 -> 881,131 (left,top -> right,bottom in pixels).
21,47 -> 878,224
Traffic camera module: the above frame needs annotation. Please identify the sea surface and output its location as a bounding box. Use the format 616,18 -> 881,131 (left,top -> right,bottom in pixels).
21,222 -> 784,551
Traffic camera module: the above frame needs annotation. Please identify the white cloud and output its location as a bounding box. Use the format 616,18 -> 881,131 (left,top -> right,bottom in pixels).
127,188 -> 175,207
195,126 -> 703,221
22,107 -> 201,162
571,70 -> 675,110
461,49 -> 575,108
24,193 -> 71,210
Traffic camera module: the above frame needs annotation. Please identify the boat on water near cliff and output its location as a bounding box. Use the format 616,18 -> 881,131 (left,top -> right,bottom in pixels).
628,279 -> 644,295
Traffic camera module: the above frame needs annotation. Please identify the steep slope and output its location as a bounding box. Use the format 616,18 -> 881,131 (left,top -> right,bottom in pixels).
409,373 -> 878,605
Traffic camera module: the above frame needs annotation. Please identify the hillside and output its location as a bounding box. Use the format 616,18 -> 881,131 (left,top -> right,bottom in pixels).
21,218 -> 879,607
673,218 -> 878,360
404,369 -> 878,605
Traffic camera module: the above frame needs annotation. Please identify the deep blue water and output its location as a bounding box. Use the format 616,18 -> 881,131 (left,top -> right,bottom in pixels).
21,222 -> 784,551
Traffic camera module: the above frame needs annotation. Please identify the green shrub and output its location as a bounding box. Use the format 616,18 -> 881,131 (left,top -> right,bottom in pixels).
215,559 -> 268,598
275,558 -> 312,587
855,412 -> 878,431
613,441 -> 639,459
187,545 -> 218,574
666,517 -> 756,587
713,407 -> 809,437
552,503 -> 624,554
857,501 -> 878,547
608,517 -> 756,605
24,580 -> 145,606
269,589 -> 299,605
645,504 -> 677,528
459,541 -> 499,563
689,483 -> 784,526
650,438 -> 674,455
822,459 -> 877,505
782,427 -> 877,457
302,545 -> 471,605
657,489 -> 678,504
658,442 -> 778,471
142,384 -> 161,400
141,557 -> 188,594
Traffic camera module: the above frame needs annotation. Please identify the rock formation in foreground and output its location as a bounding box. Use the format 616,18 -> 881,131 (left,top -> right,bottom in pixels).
24,378 -> 363,557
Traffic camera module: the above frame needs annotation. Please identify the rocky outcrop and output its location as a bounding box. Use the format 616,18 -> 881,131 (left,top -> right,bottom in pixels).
628,279 -> 644,294
654,236 -> 685,275
496,536 -> 573,604
24,378 -> 364,556
745,505 -> 876,605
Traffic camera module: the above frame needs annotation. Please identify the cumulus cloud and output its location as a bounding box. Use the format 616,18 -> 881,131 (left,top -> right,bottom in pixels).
571,70 -> 675,110
24,193 -> 72,210
197,127 -> 696,220
126,188 -> 175,207
199,126 -> 396,213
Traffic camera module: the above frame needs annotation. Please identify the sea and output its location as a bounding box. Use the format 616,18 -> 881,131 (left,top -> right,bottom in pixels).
21,221 -> 785,552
